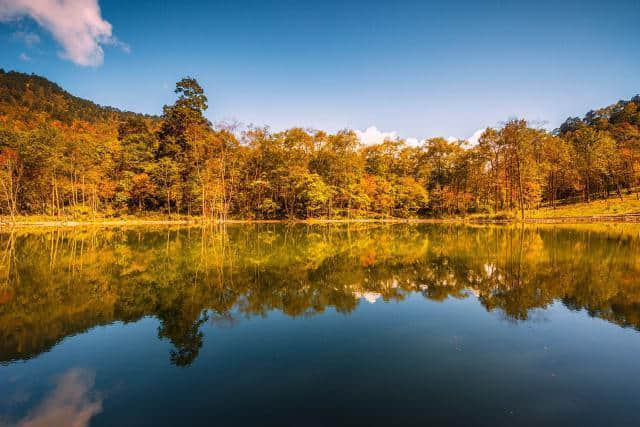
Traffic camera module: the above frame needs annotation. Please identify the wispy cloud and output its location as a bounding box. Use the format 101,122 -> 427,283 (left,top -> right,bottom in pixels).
0,0 -> 128,66
13,30 -> 40,46
19,52 -> 31,61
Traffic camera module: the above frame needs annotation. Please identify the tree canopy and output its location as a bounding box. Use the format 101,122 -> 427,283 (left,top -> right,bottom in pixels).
1,70 -> 639,219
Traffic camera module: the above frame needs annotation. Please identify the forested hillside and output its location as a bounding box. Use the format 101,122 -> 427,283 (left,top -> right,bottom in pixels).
0,69 -> 152,124
0,70 -> 638,220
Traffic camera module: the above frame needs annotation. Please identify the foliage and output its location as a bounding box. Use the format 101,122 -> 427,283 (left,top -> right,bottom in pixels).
1,69 -> 639,219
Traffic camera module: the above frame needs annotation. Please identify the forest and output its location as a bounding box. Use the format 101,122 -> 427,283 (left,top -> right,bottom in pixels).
0,69 -> 639,220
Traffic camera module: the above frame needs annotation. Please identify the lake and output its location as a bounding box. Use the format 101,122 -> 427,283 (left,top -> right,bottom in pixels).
1,223 -> 640,426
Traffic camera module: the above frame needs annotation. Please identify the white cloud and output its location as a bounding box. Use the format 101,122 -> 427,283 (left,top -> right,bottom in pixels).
444,129 -> 486,146
355,127 -> 489,148
467,128 -> 485,146
405,137 -> 420,147
356,127 -> 423,147
0,0 -> 128,66
19,52 -> 31,61
355,126 -> 398,146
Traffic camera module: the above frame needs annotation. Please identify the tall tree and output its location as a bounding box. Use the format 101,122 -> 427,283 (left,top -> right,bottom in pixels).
157,77 -> 210,215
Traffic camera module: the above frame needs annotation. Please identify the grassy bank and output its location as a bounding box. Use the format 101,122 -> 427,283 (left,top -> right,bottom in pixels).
525,193 -> 640,219
3,195 -> 640,228
0,215 -> 451,229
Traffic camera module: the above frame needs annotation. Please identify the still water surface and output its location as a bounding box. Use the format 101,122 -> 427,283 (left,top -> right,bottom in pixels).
1,224 -> 640,426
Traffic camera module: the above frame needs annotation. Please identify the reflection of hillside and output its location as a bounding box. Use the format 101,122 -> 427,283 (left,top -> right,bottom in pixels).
1,224 -> 640,365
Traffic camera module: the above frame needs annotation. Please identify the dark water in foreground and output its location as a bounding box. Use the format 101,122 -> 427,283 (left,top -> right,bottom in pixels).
1,224 -> 640,426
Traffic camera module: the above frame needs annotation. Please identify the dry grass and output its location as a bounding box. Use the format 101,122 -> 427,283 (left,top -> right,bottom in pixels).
3,194 -> 640,227
526,193 -> 640,218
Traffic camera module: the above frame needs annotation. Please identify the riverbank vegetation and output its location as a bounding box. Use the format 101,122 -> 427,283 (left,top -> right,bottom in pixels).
1,70 -> 639,221
525,192 -> 640,219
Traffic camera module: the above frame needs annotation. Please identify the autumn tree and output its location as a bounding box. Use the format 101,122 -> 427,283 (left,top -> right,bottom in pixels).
157,77 -> 211,215
0,148 -> 23,218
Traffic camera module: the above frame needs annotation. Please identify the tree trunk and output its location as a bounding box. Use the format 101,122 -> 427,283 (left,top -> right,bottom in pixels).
515,152 -> 525,221
585,174 -> 590,203
551,172 -> 556,209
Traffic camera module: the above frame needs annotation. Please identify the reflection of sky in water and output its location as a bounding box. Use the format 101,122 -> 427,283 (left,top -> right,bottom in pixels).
1,295 -> 640,426
16,369 -> 101,427
355,292 -> 381,304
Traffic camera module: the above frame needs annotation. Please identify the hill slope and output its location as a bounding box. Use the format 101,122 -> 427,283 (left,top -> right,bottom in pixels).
0,69 -> 154,124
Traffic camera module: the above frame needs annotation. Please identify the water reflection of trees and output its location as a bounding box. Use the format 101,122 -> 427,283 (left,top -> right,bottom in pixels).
1,224 -> 640,366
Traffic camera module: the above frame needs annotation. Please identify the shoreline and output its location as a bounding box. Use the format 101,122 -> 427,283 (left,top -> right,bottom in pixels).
0,217 -> 457,229
2,213 -> 640,229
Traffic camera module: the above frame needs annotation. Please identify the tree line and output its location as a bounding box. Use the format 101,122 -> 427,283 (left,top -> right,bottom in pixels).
1,70 -> 639,219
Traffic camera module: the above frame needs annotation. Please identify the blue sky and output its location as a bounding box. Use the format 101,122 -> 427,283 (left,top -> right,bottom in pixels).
1,0 -> 639,143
